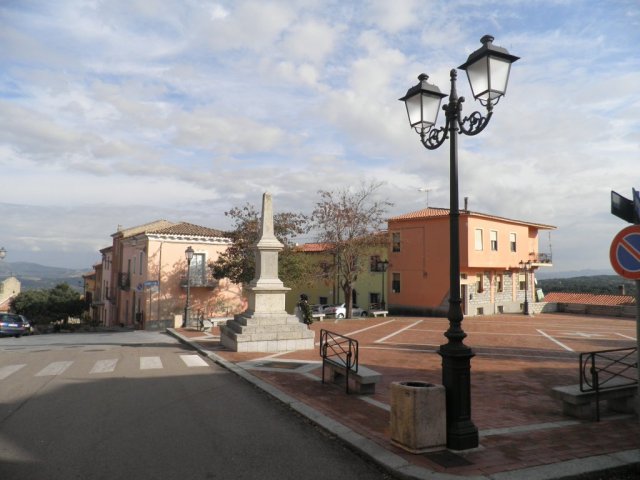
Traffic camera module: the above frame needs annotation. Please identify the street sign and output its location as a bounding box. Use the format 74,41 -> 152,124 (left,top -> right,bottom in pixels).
611,190 -> 635,223
143,280 -> 159,289
610,225 -> 640,279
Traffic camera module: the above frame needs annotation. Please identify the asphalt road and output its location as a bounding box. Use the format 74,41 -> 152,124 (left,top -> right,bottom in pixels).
0,331 -> 392,480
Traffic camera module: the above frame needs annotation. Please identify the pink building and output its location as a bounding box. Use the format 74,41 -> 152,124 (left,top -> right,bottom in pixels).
93,220 -> 245,329
388,208 -> 555,316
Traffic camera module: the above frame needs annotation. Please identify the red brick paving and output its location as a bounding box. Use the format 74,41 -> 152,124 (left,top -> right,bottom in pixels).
176,313 -> 639,477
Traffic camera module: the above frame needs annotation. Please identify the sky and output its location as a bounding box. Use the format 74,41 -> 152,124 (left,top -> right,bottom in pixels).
1,0 -> 639,275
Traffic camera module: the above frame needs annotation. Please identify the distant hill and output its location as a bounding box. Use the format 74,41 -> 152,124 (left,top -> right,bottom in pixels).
538,275 -> 637,297
0,261 -> 87,292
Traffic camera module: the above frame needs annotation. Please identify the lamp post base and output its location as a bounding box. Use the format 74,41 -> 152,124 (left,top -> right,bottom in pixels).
439,344 -> 479,450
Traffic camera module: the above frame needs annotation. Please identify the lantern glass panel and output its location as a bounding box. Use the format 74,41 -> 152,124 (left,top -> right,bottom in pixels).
488,56 -> 511,99
404,93 -> 423,128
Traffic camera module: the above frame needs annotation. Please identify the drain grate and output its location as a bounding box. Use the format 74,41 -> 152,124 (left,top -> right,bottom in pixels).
254,361 -> 308,370
423,450 -> 473,468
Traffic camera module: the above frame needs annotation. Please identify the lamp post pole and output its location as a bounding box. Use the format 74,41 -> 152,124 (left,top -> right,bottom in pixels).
519,260 -> 532,315
183,246 -> 194,328
400,36 -> 518,450
378,260 -> 389,310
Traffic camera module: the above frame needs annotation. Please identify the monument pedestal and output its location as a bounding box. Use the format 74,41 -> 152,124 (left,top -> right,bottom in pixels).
221,312 -> 315,352
219,192 -> 315,352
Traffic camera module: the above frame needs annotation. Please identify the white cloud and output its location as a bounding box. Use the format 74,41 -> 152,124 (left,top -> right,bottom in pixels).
0,0 -> 638,274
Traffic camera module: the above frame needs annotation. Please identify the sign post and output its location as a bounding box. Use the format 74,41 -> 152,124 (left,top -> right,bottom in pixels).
609,193 -> 640,420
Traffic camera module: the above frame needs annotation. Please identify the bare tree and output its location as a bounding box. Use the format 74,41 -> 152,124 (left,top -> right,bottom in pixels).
311,182 -> 392,318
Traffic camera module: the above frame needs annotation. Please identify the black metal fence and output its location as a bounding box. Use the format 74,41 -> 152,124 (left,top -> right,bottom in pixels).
580,347 -> 638,421
319,329 -> 359,393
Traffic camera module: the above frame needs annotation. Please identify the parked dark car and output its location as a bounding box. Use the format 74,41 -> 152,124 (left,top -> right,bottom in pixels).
0,313 -> 30,337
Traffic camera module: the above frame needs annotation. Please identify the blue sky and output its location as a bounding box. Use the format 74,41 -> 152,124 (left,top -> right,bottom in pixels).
1,0 -> 639,274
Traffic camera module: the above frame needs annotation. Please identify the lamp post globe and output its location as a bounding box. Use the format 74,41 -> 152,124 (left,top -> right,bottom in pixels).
183,246 -> 195,328
400,36 -> 518,450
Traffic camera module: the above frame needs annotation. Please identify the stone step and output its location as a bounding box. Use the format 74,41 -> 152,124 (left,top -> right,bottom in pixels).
234,314 -> 301,327
221,335 -> 316,353
226,321 -> 307,335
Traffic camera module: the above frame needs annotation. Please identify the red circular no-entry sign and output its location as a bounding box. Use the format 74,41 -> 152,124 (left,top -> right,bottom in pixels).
610,225 -> 640,280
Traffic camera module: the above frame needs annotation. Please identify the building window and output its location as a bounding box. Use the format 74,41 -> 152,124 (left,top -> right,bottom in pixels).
476,274 -> 484,293
519,273 -> 526,290
139,251 -> 144,274
369,293 -> 380,306
490,230 -> 498,251
319,296 -> 328,305
392,273 -> 401,293
496,273 -> 503,292
510,233 -> 517,253
474,229 -> 483,251
132,256 -> 136,274
192,253 -> 206,284
392,232 -> 401,252
370,255 -> 381,272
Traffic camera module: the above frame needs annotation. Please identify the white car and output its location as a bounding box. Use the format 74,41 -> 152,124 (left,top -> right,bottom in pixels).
323,304 -> 368,319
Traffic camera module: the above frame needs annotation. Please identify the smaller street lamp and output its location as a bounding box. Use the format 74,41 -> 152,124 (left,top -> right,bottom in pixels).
183,246 -> 195,328
519,260 -> 533,315
0,247 -> 6,260
377,260 -> 389,310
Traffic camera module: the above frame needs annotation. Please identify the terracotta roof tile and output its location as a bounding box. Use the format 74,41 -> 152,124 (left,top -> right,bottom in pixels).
543,292 -> 635,306
114,220 -> 174,238
149,222 -> 228,238
388,207 -> 556,230
296,242 -> 333,252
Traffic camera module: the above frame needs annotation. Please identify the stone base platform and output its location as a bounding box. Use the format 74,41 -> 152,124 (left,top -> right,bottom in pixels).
220,313 -> 315,352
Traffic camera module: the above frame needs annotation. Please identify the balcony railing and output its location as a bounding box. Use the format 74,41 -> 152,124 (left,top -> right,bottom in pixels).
530,252 -> 552,265
180,274 -> 219,289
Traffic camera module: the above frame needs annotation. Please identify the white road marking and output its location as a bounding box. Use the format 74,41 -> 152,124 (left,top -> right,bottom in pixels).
140,356 -> 163,370
615,332 -> 636,340
36,361 -> 74,377
180,354 -> 208,367
374,320 -> 423,344
90,359 -> 118,374
559,332 -> 603,338
536,329 -> 574,352
345,319 -> 395,336
0,364 -> 25,380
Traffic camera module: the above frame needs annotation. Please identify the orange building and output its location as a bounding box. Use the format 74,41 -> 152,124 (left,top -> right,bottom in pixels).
388,208 -> 555,316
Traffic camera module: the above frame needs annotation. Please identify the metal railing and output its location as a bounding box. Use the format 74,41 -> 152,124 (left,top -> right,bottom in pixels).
319,329 -> 359,393
580,347 -> 638,421
180,274 -> 219,288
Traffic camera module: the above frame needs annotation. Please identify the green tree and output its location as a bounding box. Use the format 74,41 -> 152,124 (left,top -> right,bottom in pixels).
311,182 -> 392,318
210,203 -> 311,288
11,283 -> 85,324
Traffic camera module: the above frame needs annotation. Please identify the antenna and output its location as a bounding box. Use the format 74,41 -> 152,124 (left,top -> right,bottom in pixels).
417,187 -> 432,207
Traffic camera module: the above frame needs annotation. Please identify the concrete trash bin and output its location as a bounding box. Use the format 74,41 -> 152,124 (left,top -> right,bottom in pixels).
390,381 -> 446,453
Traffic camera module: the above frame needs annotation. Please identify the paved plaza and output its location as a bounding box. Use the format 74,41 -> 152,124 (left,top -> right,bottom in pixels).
170,313 -> 639,479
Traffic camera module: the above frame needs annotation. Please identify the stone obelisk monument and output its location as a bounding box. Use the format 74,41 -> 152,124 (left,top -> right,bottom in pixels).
220,193 -> 315,352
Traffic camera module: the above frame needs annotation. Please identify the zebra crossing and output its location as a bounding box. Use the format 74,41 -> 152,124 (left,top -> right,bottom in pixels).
0,354 -> 211,380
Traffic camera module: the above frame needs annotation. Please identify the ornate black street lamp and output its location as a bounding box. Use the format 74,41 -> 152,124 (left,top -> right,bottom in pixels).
519,260 -> 532,315
182,246 -> 194,328
400,35 -> 518,450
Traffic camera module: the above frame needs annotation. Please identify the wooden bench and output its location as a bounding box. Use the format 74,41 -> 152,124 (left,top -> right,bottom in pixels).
319,329 -> 381,394
551,383 -> 637,419
370,310 -> 388,318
